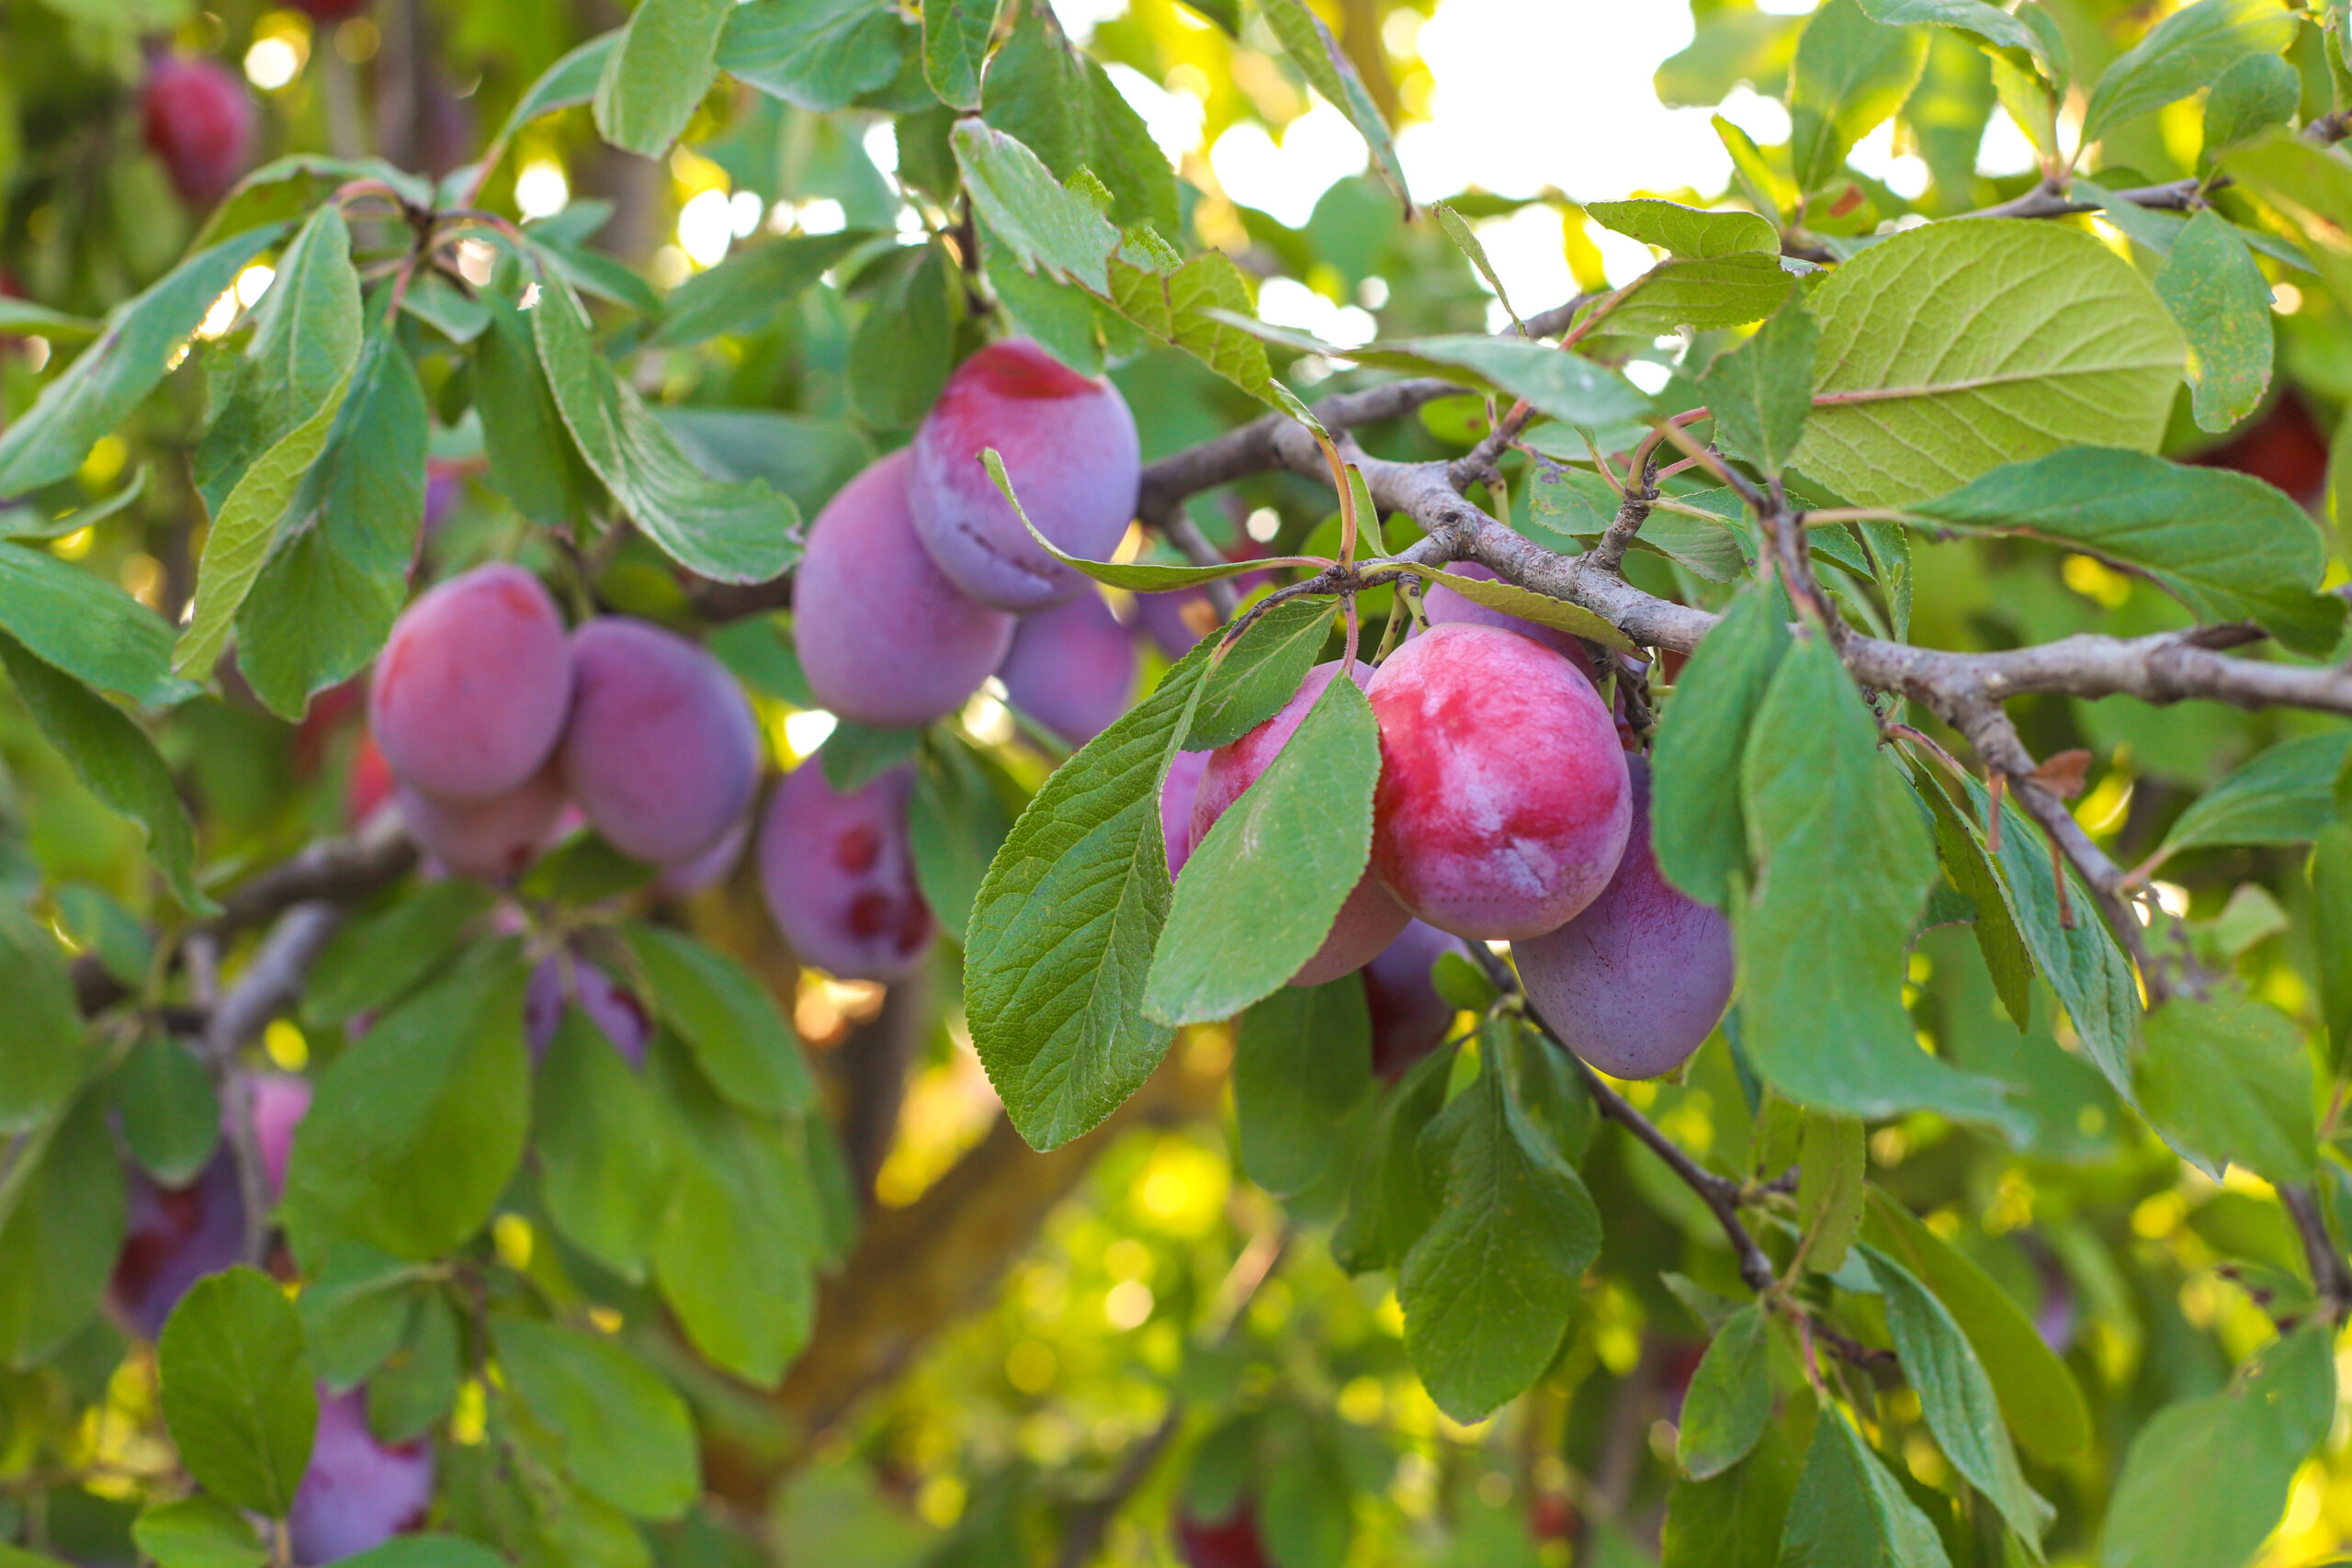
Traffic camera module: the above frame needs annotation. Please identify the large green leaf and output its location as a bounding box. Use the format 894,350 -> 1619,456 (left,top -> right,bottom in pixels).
1700,295 -> 1817,477
2080,0 -> 2297,145
0,226 -> 282,494
922,0 -> 1001,108
2135,989 -> 2317,1186
1736,635 -> 2019,1133
846,241 -> 955,430
2156,731 -> 2352,860
2154,209 -> 2275,434
1107,251 -> 1285,407
1398,1029 -> 1601,1422
537,1009 -> 677,1281
1795,1111 -> 1865,1273
532,271 -> 798,584
493,1319 -> 698,1520
1903,448 -> 2341,655
653,231 -> 870,348
1792,220 -> 2184,509
0,1091 -> 125,1364
1145,671 -> 1382,1024
0,542 -> 191,709
1776,1407 -> 1952,1567
951,120 -> 1117,295
1788,0 -> 1931,193
1854,0 -> 2041,60
157,1269 -> 318,1518
1232,980 -> 1374,1199
1866,1249 -> 2052,1553
1589,253 -> 1794,337
474,290 -> 594,531
595,0 -> 732,155
1664,1423 -> 1802,1568
981,0 -> 1177,235
282,942 -> 533,1262
1331,1050 -> 1451,1275
2100,1327 -> 2335,1568
1651,581 -> 1792,909
718,0 -> 908,113
133,1495 -> 266,1568
1679,1303 -> 1772,1480
115,1034 -> 220,1188
622,922 -> 812,1116
0,904 -> 86,1134
1587,198 -> 1779,258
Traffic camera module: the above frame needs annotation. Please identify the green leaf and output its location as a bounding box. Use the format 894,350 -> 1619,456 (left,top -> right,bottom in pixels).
0,631 -> 207,911
1866,1249 -> 2052,1552
0,906 -> 84,1134
0,542 -> 191,708
622,922 -> 812,1115
980,0 -> 1177,234
2154,210 -> 2275,435
236,328 -> 428,718
0,298 -> 100,342
848,242 -> 956,429
1385,563 -> 1637,653
1233,980 -> 1374,1198
1904,448 -> 2340,655
490,32 -> 621,152
1853,0 -> 2041,61
2081,0 -> 2297,145
1737,636 -> 2020,1134
1679,1303 -> 1772,1481
1776,1407 -> 1952,1568
1,464 -> 152,543
1665,1424 -> 1802,1568
1185,599 -> 1336,750
332,1537 -> 512,1568
282,942 -> 533,1262
2222,133 -> 2352,306
1331,1049 -> 1451,1274
718,0 -> 908,113
1796,1112 -> 1865,1273
2160,731 -> 2352,860
2315,823 -> 2352,1077
907,735 -> 1015,945
1789,0 -> 1932,193
0,227 -> 282,494
923,0 -> 1001,108
133,1495 -> 266,1568
1145,671 -> 1383,1023
654,231 -> 870,348
1651,581 -> 1792,909
295,1243 -> 423,1392
1259,0 -> 1410,212
951,120 -> 1116,296
1398,1029 -> 1601,1421
2135,988 -> 2317,1185
659,409 -> 875,517
1792,220 -> 2185,509
819,721 -> 923,795
2101,1326 -> 2335,1568
595,0 -> 732,155
1906,761 -> 2031,1030
115,1036 -> 220,1188
979,217 -> 1110,375
1105,250 -> 1286,407
649,1039 -> 818,1387
304,881 -> 493,1028
157,1267 -> 318,1518
1701,296 -> 1817,478
1216,318 -> 1655,432
2202,51 -> 2301,155
532,272 -> 799,584
1587,198 -> 1779,259
0,1092 -> 125,1364
367,1292 -> 459,1444
537,1007 -> 676,1280
493,1319 -> 698,1519
1432,203 -> 1521,322
1588,254 -> 1794,338
1525,468 -> 1750,582
475,290 -> 596,531
1860,1190 -> 2091,1464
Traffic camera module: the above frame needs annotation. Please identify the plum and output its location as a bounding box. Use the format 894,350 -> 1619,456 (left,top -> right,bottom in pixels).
395,761 -> 566,883
107,1151 -> 243,1341
141,56 -> 254,207
1161,749 -> 1211,878
524,955 -> 652,1067
758,761 -> 935,982
1174,1500 -> 1272,1568
998,590 -> 1137,746
1514,756 -> 1732,1079
347,729 -> 394,828
1366,622 -> 1629,941
795,450 -> 1016,727
1420,562 -> 1597,682
656,815 -> 748,897
287,1388 -> 435,1565
369,564 -> 573,803
908,339 -> 1141,612
1363,919 -> 1466,1079
292,0 -> 372,17
243,1074 -> 313,1200
560,618 -> 762,867
1191,661 -> 1410,986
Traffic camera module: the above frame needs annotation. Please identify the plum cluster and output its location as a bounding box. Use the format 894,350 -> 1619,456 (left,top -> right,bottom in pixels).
1171,609 -> 1735,1082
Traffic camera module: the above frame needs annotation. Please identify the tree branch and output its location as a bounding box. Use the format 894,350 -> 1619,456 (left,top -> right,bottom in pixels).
2281,1182 -> 2352,1325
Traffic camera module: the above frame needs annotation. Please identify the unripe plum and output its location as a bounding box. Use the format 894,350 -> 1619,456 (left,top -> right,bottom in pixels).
908,339 -> 1141,613
1363,919 -> 1466,1079
1161,748 -> 1211,878
141,57 -> 255,208
1421,562 -> 1597,682
795,450 -> 1016,728
1174,1501 -> 1272,1568
1192,661 -> 1411,986
1367,623 -> 1630,941
395,761 -> 565,883
1514,757 -> 1732,1079
288,1388 -> 435,1565
107,1150 -> 243,1341
560,618 -> 762,867
998,590 -> 1136,747
758,761 -> 935,982
369,564 -> 573,803
525,956 -> 652,1066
